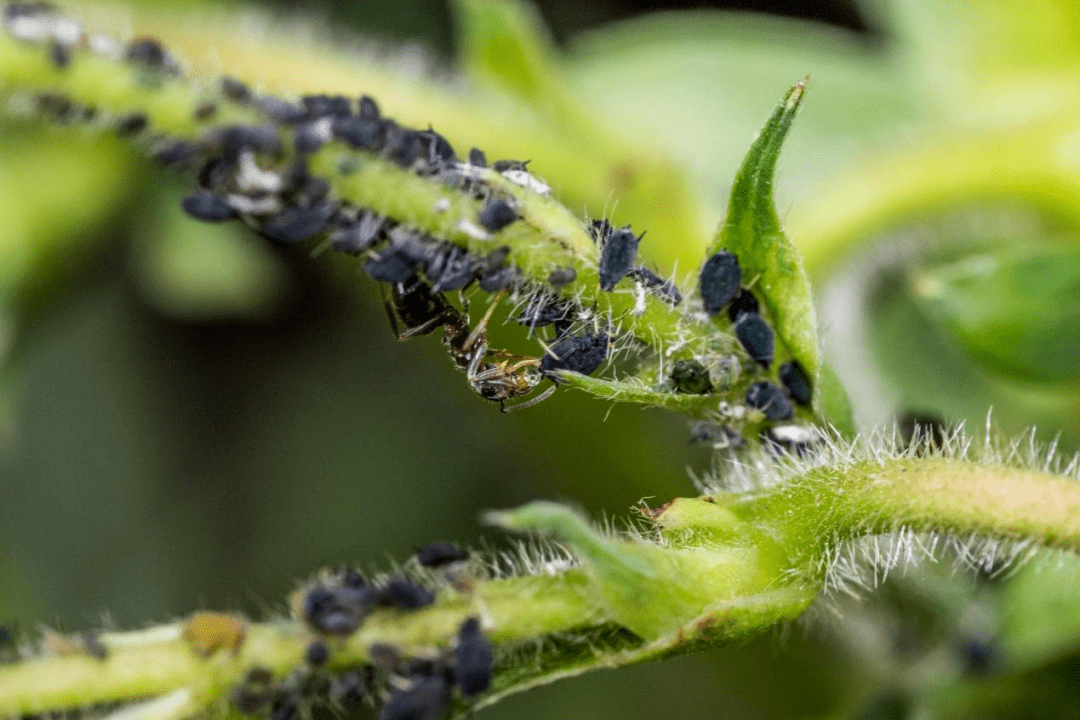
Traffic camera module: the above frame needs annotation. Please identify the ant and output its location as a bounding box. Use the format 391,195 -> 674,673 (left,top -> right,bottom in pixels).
383,278 -> 556,411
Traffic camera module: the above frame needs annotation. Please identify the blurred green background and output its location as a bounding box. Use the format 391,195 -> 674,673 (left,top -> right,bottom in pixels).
4,0 -> 1080,717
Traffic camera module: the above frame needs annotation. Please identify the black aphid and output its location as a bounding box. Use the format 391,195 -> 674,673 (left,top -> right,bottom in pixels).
492,159 -> 529,172
425,244 -> 478,292
182,192 -> 236,222
331,668 -> 373,710
598,227 -> 639,291
334,566 -> 368,589
387,277 -> 453,337
898,411 -> 947,455
48,40 -> 69,68
270,694 -> 299,720
124,37 -> 171,72
333,115 -> 382,150
540,332 -> 609,379
727,289 -> 759,322
82,632 -> 107,660
746,381 -> 793,421
294,120 -> 329,154
221,77 -> 252,103
379,674 -> 450,720
468,148 -> 487,167
628,266 -> 682,305
211,124 -> 282,162
689,423 -> 744,448
358,95 -> 380,121
258,96 -> 307,124
193,102 -> 217,121
588,219 -> 612,244
734,312 -> 774,367
959,637 -> 997,676
547,267 -> 576,286
330,213 -> 382,255
761,425 -> 817,456
371,577 -> 436,610
304,639 -> 329,667
452,617 -> 493,697
302,94 -> 351,119
419,129 -> 456,164
115,112 -> 148,136
478,266 -> 519,292
478,198 -> 517,232
260,203 -> 335,243
230,669 -> 275,715
416,542 -> 469,568
670,359 -> 712,395
516,296 -> 570,328
302,585 -> 369,636
699,250 -> 741,315
153,140 -> 200,168
384,125 -> 427,168
779,360 -> 811,406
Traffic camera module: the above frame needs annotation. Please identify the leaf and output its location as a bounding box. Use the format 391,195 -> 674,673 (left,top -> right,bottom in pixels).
911,242 -> 1080,383
486,502 -> 776,641
709,81 -> 821,405
818,361 -> 856,438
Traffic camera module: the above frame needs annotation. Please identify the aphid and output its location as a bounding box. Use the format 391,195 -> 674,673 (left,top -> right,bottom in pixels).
745,381 -> 793,421
36,92 -> 75,119
81,632 -> 107,660
333,565 -> 368,589
358,95 -> 380,121
182,612 -> 248,656
468,148 -> 487,167
688,422 -> 744,449
958,636 -> 997,676
492,159 -> 528,172
762,424 -> 818,455
270,694 -> 299,720
333,115 -> 382,150
699,250 -> 741,315
114,112 -> 148,136
547,267 -> 576,286
425,244 -> 479,292
734,312 -> 774,367
419,128 -> 456,164
370,577 -> 435,610
379,674 -> 450,720
516,295 -> 570,329
898,411 -> 947,455
260,203 -> 336,243
48,40 -> 69,68
153,140 -> 200,168
727,289 -> 759,322
628,266 -> 682,305
305,639 -> 329,667
478,266 -> 519,292
301,93 -> 351,119
477,198 -> 517,232
123,37 -> 172,73
452,617 -> 493,697
778,360 -> 811,406
384,277 -> 454,339
588,219 -> 612,244
669,359 -> 713,395
303,585 -> 369,635
182,191 -> 236,222
384,124 -> 427,168
331,668 -> 373,710
221,76 -> 252,103
598,227 -> 640,291
292,117 -> 331,154
213,124 -> 282,162
330,212 -> 383,255
540,332 -> 609,380
416,542 -> 469,568
230,670 -> 275,715
258,96 -> 307,124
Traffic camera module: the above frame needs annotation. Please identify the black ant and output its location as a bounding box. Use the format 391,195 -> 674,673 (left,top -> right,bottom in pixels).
383,279 -> 555,411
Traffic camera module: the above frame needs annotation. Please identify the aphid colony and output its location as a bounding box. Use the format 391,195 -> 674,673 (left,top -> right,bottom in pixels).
6,5 -> 815,447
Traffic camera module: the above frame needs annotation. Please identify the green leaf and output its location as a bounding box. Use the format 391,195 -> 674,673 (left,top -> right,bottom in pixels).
709,81 -> 821,404
818,361 -> 856,438
911,242 -> 1080,383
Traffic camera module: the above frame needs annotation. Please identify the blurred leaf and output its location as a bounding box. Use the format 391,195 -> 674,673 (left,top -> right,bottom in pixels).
130,187 -> 293,321
710,81 -> 821,403
818,361 -> 856,438
998,551 -> 1080,670
911,242 -> 1080,383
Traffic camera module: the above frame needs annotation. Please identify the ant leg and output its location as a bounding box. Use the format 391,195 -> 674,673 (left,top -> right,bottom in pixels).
467,341 -> 487,378
463,291 -> 504,354
500,383 -> 557,413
